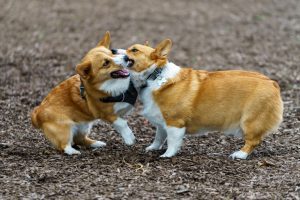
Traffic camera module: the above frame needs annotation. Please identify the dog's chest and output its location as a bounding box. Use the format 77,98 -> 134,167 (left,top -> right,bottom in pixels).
140,82 -> 165,127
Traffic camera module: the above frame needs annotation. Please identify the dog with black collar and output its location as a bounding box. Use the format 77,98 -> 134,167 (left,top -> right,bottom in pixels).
31,32 -> 138,155
113,39 -> 283,159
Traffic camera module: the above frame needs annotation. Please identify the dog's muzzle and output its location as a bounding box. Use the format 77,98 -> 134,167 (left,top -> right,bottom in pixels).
111,49 -> 126,55
124,55 -> 134,68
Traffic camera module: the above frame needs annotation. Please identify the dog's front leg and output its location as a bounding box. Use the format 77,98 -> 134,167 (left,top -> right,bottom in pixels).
112,117 -> 135,145
160,126 -> 186,158
146,125 -> 167,151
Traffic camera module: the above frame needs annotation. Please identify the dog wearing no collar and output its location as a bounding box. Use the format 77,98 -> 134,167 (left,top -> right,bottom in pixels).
115,39 -> 283,159
31,32 -> 136,155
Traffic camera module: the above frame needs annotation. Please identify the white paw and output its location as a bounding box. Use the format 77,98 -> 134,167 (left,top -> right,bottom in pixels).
160,153 -> 173,158
160,150 -> 177,158
123,134 -> 135,146
64,146 -> 81,155
90,141 -> 106,148
113,118 -> 136,146
145,144 -> 161,152
229,150 -> 248,160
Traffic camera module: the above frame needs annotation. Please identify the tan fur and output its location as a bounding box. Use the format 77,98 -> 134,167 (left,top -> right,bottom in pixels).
125,39 -> 283,156
31,32 -> 127,152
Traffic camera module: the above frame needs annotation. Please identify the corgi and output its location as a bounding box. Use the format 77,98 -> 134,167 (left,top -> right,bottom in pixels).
31,32 -> 137,155
114,39 -> 283,159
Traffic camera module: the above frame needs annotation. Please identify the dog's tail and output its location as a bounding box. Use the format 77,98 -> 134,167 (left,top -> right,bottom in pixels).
31,106 -> 40,128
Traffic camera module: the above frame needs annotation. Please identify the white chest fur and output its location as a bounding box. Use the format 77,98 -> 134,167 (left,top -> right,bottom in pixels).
140,87 -> 164,127
138,63 -> 181,127
100,77 -> 130,96
99,76 -> 133,116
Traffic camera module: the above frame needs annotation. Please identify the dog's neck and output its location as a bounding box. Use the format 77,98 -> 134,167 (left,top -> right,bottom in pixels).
79,79 -> 109,101
130,62 -> 181,90
80,77 -> 137,106
130,64 -> 157,89
99,77 -> 130,97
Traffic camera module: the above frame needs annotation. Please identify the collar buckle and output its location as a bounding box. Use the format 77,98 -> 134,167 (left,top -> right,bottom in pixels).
141,67 -> 163,89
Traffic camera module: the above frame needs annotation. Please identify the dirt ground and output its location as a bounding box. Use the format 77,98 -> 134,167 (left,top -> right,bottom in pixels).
0,0 -> 299,199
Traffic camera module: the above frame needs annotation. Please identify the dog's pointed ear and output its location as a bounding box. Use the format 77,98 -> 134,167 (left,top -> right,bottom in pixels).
97,31 -> 111,48
144,40 -> 150,46
150,39 -> 172,59
76,60 -> 92,79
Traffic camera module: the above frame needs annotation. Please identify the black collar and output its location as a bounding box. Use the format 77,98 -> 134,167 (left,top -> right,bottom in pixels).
79,80 -> 138,106
141,67 -> 163,89
80,80 -> 86,99
146,67 -> 163,80
100,81 -> 138,106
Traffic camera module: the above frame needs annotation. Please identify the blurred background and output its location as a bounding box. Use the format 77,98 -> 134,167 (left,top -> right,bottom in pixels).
0,0 -> 299,199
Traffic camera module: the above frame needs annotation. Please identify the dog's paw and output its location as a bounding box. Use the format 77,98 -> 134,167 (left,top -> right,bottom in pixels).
159,151 -> 176,158
159,153 -> 173,158
90,141 -> 106,148
123,134 -> 135,146
229,150 -> 248,160
145,144 -> 160,152
64,146 -> 81,155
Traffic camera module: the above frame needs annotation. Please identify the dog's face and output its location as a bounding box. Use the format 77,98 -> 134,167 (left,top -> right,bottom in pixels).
119,39 -> 172,73
76,32 -> 130,93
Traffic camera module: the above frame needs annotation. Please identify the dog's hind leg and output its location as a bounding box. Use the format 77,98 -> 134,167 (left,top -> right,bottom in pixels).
73,123 -> 106,148
42,122 -> 80,155
229,124 -> 264,160
146,125 -> 167,151
230,94 -> 282,160
230,111 -> 272,160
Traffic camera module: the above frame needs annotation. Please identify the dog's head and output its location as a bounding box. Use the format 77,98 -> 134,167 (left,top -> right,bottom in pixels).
117,39 -> 172,73
76,32 -> 130,96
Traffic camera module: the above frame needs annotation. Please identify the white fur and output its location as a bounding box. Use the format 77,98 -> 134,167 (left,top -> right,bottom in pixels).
132,62 -> 181,90
114,49 -> 126,55
100,77 -> 130,97
152,62 -> 181,88
140,84 -> 164,127
113,55 -> 128,67
90,141 -> 106,148
145,125 -> 167,151
160,126 -> 186,158
229,150 -> 248,159
130,64 -> 157,89
64,145 -> 81,155
113,117 -> 135,145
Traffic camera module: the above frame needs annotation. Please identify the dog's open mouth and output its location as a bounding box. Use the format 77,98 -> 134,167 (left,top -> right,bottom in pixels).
127,59 -> 134,68
110,69 -> 130,79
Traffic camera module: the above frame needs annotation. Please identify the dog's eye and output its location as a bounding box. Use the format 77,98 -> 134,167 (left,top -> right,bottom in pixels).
131,48 -> 139,53
103,59 -> 110,67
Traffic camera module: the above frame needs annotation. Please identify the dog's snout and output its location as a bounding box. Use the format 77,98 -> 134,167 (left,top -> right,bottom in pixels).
119,55 -> 134,68
111,49 -> 117,55
124,55 -> 129,62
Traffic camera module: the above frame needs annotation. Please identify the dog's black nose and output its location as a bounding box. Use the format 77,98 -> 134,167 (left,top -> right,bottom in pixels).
124,55 -> 129,62
111,49 -> 117,55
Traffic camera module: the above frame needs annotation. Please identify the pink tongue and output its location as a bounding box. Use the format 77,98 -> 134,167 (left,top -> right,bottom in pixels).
118,69 -> 129,76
